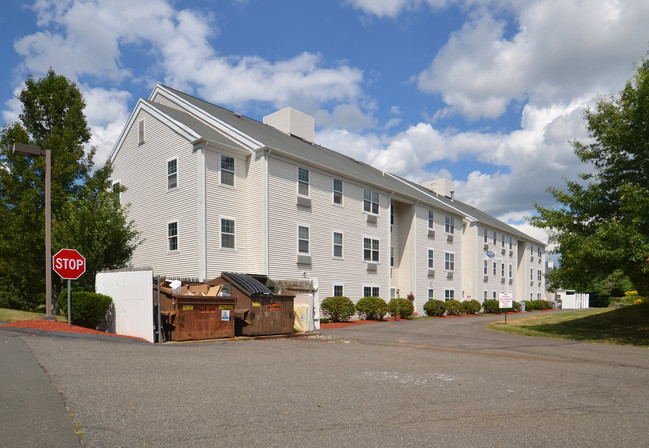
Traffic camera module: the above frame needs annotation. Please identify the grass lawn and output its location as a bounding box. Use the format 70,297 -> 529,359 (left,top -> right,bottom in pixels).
0,308 -> 67,323
488,302 -> 649,347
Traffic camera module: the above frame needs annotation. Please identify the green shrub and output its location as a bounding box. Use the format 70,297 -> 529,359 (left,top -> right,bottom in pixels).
423,299 -> 446,317
356,296 -> 388,320
482,299 -> 500,313
460,299 -> 481,315
444,299 -> 461,315
537,300 -> 551,310
521,300 -> 532,311
58,290 -> 113,329
320,296 -> 356,322
388,298 -> 415,319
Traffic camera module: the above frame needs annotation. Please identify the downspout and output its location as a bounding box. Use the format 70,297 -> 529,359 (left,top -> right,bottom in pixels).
196,145 -> 207,281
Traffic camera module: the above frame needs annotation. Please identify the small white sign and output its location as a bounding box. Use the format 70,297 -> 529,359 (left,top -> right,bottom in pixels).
499,292 -> 513,308
221,309 -> 230,321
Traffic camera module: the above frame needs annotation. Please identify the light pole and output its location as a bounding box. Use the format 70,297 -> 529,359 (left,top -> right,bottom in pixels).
12,143 -> 55,321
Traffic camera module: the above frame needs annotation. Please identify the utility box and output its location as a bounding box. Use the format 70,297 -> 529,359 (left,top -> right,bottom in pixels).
208,272 -> 295,336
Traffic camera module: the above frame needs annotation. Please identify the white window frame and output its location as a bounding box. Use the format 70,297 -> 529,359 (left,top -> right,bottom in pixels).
220,154 -> 235,187
167,220 -> 178,252
298,167 -> 309,197
428,249 -> 434,269
220,217 -> 236,250
483,291 -> 488,300
428,289 -> 434,300
444,252 -> 455,271
298,225 -> 310,255
483,228 -> 488,243
445,216 -> 454,234
363,237 -> 380,262
537,270 -> 542,281
390,246 -> 394,267
138,119 -> 145,145
363,286 -> 380,297
333,232 -> 343,259
333,178 -> 343,205
509,264 -> 513,278
509,236 -> 513,250
167,157 -> 178,191
501,263 -> 505,277
445,289 -> 455,301
363,188 -> 379,215
334,285 -> 344,297
483,260 -> 488,275
493,231 -> 497,245
493,262 -> 497,276
428,209 -> 434,229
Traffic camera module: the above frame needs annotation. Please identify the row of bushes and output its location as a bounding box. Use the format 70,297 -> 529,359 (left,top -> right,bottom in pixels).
320,296 -> 415,322
322,296 -> 555,322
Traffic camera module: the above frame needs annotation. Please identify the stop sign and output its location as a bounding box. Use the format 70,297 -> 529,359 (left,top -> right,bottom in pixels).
53,249 -> 86,280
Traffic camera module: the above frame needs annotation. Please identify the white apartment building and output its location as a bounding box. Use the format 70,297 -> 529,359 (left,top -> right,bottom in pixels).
109,84 -> 546,315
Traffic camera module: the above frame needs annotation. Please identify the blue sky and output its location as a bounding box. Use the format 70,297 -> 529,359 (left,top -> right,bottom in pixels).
2,0 -> 649,246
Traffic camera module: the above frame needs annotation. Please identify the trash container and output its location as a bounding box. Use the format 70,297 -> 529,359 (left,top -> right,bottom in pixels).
208,272 -> 295,336
155,282 -> 235,341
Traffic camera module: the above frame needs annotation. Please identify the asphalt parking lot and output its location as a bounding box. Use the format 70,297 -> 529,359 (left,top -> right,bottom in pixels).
2,314 -> 648,447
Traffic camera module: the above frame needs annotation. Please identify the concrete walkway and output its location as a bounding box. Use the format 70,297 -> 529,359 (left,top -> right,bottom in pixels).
0,326 -> 81,447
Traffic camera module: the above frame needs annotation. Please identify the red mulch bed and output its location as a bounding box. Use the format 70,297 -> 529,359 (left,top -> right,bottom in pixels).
321,318 -> 401,329
1,320 -> 149,343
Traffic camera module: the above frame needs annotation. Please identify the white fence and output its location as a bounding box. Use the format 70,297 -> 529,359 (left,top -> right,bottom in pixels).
96,269 -> 154,342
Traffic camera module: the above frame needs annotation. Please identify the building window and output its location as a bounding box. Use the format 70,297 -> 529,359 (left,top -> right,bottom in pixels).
221,155 -> 235,186
537,270 -> 542,281
428,289 -> 434,300
333,232 -> 343,258
221,218 -> 235,249
509,264 -> 512,278
530,244 -> 534,256
537,293 -> 542,300
483,260 -> 488,275
493,291 -> 497,299
390,206 -> 394,227
483,291 -> 488,300
501,234 -> 505,247
363,238 -> 379,262
428,249 -> 434,268
167,158 -> 177,190
493,262 -> 497,276
334,285 -> 343,297
298,167 -> 309,196
364,286 -> 379,297
493,231 -> 497,245
390,288 -> 396,299
538,247 -> 542,257
428,210 -> 434,229
390,246 -> 394,267
138,119 -> 145,145
333,178 -> 343,204
509,236 -> 513,250
445,252 -> 455,271
363,189 -> 379,214
298,226 -> 309,254
501,263 -> 505,277
445,289 -> 455,301
530,268 -> 534,280
445,216 -> 454,234
168,221 -> 178,251
483,228 -> 488,243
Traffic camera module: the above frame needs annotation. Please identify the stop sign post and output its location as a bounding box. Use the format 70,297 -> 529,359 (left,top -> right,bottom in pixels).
53,249 -> 86,326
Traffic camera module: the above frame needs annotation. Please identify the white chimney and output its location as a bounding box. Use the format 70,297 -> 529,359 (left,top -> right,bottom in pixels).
263,107 -> 314,143
423,179 -> 455,200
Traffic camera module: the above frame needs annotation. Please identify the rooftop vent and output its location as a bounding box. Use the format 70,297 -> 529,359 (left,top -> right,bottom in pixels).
423,179 -> 455,200
263,107 -> 314,143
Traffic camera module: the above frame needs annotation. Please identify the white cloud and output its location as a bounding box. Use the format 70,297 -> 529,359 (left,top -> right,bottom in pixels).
345,0 -> 450,18
418,0 -> 649,121
82,86 -> 132,164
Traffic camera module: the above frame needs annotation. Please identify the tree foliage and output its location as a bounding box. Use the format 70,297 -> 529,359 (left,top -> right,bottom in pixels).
0,69 -> 140,310
531,55 -> 649,295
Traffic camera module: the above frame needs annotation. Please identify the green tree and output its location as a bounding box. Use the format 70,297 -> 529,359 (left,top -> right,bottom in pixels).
0,69 -> 140,309
531,55 -> 649,295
